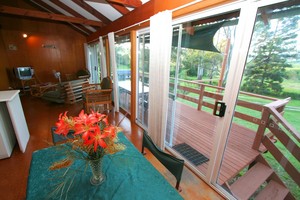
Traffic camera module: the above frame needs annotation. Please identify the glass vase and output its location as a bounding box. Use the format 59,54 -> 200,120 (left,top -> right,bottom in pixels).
89,157 -> 105,185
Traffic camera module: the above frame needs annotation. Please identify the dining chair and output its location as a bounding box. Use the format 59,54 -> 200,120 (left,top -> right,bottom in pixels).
141,131 -> 184,191
51,126 -> 74,145
83,77 -> 113,113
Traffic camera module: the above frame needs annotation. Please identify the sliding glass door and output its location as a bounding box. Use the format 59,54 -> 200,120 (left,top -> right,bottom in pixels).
115,34 -> 131,113
166,7 -> 241,181
165,0 -> 299,198
87,43 -> 100,83
215,1 -> 300,198
136,31 -> 150,128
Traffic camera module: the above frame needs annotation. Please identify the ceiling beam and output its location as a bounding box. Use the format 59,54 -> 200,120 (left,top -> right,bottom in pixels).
0,5 -> 103,27
108,2 -> 130,15
106,0 -> 142,8
72,0 -> 111,25
49,0 -> 94,33
84,0 -> 130,15
31,0 -> 93,35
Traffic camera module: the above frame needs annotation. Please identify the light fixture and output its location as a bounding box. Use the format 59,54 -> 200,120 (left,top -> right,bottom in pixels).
22,33 -> 28,38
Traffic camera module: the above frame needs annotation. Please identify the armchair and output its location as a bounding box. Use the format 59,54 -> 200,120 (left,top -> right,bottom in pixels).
83,77 -> 113,113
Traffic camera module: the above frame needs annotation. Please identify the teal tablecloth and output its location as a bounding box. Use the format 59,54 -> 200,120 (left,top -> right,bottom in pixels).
26,133 -> 183,200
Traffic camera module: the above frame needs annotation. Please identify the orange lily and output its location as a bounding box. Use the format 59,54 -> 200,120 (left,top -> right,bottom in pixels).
84,126 -> 109,151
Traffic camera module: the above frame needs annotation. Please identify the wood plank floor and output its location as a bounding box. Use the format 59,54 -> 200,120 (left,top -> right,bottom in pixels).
0,95 -> 224,200
167,102 -> 260,184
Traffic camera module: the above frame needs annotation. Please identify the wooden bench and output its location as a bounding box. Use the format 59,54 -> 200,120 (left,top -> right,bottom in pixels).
64,79 -> 89,104
41,79 -> 89,104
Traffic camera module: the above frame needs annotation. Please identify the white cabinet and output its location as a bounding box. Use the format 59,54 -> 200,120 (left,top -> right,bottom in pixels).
0,102 -> 16,158
0,90 -> 30,159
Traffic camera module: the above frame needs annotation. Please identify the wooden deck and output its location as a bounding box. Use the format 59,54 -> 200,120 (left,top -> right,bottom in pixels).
166,101 -> 261,185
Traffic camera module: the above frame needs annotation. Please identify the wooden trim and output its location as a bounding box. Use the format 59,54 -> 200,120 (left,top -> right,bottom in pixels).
105,38 -> 111,76
130,30 -> 137,121
0,5 -> 103,27
172,0 -> 235,19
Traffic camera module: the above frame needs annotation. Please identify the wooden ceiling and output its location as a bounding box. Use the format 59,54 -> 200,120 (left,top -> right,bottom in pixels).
0,0 -> 150,35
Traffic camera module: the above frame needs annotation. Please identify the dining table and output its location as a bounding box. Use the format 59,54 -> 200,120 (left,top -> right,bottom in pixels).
26,133 -> 183,200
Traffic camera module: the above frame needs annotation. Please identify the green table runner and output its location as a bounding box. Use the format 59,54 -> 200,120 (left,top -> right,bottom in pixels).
26,133 -> 183,200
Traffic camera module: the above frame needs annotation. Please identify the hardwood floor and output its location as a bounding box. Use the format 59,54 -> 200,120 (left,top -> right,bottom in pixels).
0,94 -> 224,200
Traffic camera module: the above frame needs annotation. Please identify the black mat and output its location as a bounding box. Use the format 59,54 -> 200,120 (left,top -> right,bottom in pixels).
173,143 -> 209,166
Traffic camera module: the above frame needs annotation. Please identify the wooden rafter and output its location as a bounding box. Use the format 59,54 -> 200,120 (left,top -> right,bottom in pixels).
106,0 -> 142,8
0,5 -> 103,27
31,0 -> 93,35
72,0 -> 111,25
84,0 -> 130,15
48,0 -> 94,33
108,2 -> 130,15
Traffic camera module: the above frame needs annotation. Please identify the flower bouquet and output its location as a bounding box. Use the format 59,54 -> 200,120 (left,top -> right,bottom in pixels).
48,110 -> 125,196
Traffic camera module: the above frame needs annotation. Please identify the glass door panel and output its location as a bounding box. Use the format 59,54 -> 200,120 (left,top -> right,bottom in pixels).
115,35 -> 131,113
88,43 -> 100,84
136,32 -> 150,128
217,1 -> 300,199
166,10 -> 240,180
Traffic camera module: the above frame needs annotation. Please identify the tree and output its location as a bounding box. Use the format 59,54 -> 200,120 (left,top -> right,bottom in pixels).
242,14 -> 299,95
179,48 -> 222,82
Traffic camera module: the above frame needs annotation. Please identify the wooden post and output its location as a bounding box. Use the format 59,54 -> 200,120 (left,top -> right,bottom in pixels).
197,84 -> 205,111
130,30 -> 137,122
218,38 -> 230,89
105,37 -> 110,76
252,107 -> 270,150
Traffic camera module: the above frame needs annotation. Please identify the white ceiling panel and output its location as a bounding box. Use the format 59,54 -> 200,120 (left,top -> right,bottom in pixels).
41,0 -> 73,17
60,0 -> 101,21
85,1 -> 122,21
83,25 -> 97,32
141,0 -> 150,4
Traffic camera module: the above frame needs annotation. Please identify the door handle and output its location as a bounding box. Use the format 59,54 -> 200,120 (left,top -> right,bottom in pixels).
213,101 -> 226,117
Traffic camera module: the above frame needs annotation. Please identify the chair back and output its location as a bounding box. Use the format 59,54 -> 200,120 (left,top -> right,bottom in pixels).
100,77 -> 112,89
82,77 -> 113,113
51,127 -> 74,145
141,131 -> 184,191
